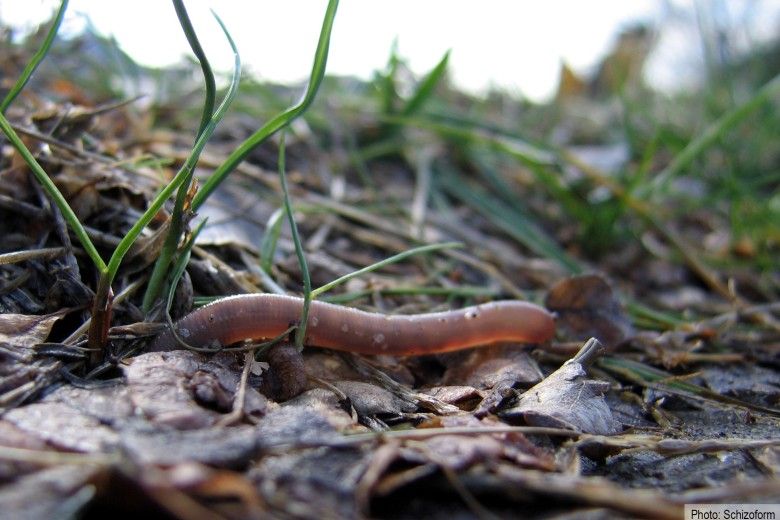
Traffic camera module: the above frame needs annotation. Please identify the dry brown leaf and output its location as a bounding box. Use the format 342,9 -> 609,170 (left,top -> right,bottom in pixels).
0,309 -> 69,347
546,274 -> 633,348
502,339 -> 619,435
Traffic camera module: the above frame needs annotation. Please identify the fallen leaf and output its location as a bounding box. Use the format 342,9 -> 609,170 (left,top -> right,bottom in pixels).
546,274 -> 633,348
502,339 -> 620,435
441,346 -> 543,388
0,309 -> 70,347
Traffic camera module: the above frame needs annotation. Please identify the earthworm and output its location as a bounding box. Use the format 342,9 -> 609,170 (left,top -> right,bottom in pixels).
149,294 -> 555,355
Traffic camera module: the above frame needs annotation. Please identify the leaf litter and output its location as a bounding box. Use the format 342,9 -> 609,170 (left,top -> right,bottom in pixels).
0,16 -> 779,520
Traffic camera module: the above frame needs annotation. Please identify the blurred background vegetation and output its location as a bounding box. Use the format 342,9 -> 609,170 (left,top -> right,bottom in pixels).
1,1 -> 778,310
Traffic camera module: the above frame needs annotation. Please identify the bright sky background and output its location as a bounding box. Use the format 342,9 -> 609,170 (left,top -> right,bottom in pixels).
2,1 -> 778,102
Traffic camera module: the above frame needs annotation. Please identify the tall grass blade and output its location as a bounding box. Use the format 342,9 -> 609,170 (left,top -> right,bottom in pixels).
278,133 -> 312,349
172,0 -> 217,138
142,8 -> 237,311
400,50 -> 450,117
0,113 -> 106,271
191,0 -> 339,211
118,11 -> 238,287
379,39 -> 400,115
0,0 -> 68,113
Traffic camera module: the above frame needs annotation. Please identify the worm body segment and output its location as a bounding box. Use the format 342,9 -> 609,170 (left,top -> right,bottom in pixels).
150,294 -> 555,355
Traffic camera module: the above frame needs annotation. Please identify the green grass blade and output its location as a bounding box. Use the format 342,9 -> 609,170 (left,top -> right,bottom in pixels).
625,300 -> 687,330
191,0 -> 339,211
437,169 -> 582,274
278,133 -> 312,349
172,0 -> 217,138
0,112 -> 106,272
400,50 -> 450,117
321,284 -> 497,305
647,72 -> 780,195
0,0 -> 68,113
260,207 -> 285,273
379,39 -> 400,115
141,8 -> 237,311
598,356 -> 780,417
116,12 -> 241,288
310,242 -> 462,299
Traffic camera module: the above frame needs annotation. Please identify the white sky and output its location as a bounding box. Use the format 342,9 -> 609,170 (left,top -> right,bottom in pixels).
2,1 -> 778,102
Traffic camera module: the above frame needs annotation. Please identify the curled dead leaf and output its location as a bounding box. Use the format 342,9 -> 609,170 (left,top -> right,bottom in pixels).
0,309 -> 70,347
502,338 -> 620,435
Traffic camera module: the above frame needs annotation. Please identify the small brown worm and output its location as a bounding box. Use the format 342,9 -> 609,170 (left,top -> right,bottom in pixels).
149,294 -> 555,356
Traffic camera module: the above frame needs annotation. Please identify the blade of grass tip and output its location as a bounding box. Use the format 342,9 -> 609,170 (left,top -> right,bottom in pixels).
647,72 -> 780,196
190,0 -> 339,212
278,132 -> 312,349
141,7 -> 234,312
260,207 -> 285,273
172,0 -> 216,138
0,114 -> 106,272
310,242 -> 462,299
379,38 -> 401,116
117,11 -> 241,290
400,50 -> 450,118
379,49 -> 450,145
0,0 -> 68,113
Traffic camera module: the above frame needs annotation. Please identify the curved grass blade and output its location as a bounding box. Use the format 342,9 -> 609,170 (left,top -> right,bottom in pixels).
0,0 -> 68,113
191,0 -> 339,211
116,11 -> 241,285
172,0 -> 216,138
91,34 -> 239,356
141,8 -> 236,311
310,242 -> 462,299
0,1 -> 100,269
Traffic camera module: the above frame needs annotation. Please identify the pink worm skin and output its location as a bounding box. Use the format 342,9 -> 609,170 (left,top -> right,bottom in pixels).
150,294 -> 555,356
